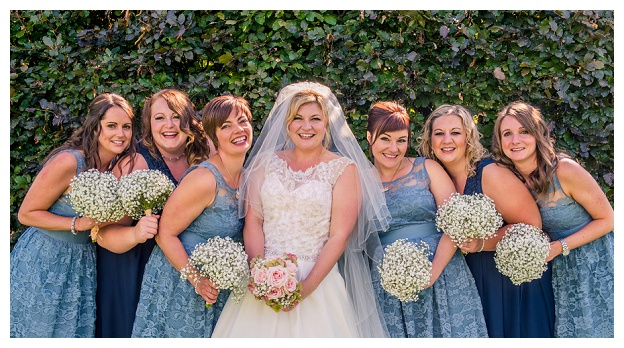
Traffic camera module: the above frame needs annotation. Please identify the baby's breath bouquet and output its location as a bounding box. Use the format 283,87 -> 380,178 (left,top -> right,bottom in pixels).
377,239 -> 432,302
180,236 -> 249,308
118,169 -> 175,219
494,223 -> 551,285
248,253 -> 302,312
435,192 -> 504,246
69,168 -> 125,242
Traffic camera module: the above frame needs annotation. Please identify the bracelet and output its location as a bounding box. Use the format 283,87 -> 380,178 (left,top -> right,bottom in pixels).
477,239 -> 485,253
70,216 -> 78,235
180,263 -> 201,291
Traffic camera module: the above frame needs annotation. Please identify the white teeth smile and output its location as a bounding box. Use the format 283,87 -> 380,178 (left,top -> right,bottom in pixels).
163,132 -> 177,137
383,154 -> 398,158
441,148 -> 454,151
511,147 -> 525,152
112,141 -> 124,145
299,134 -> 314,138
232,136 -> 247,144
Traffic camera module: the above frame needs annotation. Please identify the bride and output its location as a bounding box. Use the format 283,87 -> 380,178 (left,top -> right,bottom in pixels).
212,82 -> 390,337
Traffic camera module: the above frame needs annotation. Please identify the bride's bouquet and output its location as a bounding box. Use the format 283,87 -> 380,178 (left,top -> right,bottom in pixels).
118,169 -> 175,220
494,223 -> 551,285
248,253 -> 302,312
377,239 -> 432,302
435,192 -> 504,246
180,236 -> 249,307
69,169 -> 125,242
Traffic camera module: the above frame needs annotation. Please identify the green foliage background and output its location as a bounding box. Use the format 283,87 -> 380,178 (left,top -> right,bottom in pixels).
10,10 -> 614,247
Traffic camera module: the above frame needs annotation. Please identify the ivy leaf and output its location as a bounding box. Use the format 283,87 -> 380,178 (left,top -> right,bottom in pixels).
218,53 -> 233,64
493,67 -> 505,80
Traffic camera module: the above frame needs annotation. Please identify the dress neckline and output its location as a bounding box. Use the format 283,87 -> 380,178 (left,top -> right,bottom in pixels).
274,152 -> 343,175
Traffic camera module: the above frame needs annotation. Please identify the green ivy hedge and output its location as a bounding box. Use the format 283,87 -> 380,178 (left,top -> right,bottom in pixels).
10,10 -> 614,247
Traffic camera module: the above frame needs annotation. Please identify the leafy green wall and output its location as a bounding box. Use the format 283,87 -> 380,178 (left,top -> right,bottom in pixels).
10,10 -> 614,246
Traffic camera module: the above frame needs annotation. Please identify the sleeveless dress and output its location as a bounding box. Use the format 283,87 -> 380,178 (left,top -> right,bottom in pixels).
463,158 -> 555,337
95,142 -> 178,337
212,153 -> 359,337
372,157 -> 488,338
10,149 -> 97,337
534,172 -> 614,337
131,161 -> 243,337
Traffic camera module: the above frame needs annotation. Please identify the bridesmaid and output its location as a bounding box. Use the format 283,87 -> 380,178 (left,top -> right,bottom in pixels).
11,93 -> 137,337
491,101 -> 613,337
367,101 -> 487,338
95,89 -> 208,337
131,94 -> 253,337
418,104 -> 555,337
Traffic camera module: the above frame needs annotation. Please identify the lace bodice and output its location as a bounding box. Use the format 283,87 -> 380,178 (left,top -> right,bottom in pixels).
381,157 -> 437,233
533,173 -> 592,240
260,153 -> 353,261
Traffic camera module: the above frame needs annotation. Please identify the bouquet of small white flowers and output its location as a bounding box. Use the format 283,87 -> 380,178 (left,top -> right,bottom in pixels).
118,169 -> 175,220
69,169 -> 125,242
494,223 -> 551,285
435,192 -> 504,246
377,239 -> 432,302
248,253 -> 302,312
180,236 -> 249,307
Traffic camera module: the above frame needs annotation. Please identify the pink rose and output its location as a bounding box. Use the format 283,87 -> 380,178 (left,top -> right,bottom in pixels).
266,286 -> 285,300
267,266 -> 288,287
284,260 -> 298,274
285,276 -> 298,293
253,267 -> 268,285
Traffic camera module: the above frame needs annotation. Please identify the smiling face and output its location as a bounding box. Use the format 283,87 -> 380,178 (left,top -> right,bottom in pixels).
499,115 -> 537,166
369,129 -> 409,171
215,108 -> 253,156
287,102 -> 328,152
97,106 -> 133,160
150,97 -> 189,155
430,114 -> 467,166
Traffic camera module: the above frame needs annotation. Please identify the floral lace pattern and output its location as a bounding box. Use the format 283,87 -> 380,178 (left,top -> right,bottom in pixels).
260,153 -> 352,261
372,157 -> 487,337
11,149 -> 97,338
534,173 -> 614,337
131,161 -> 243,337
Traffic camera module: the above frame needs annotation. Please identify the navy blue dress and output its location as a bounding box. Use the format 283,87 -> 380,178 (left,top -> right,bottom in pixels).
463,158 -> 555,337
95,142 -> 179,338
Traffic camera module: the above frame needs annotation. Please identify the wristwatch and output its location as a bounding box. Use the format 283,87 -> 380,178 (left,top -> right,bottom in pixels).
559,239 -> 570,256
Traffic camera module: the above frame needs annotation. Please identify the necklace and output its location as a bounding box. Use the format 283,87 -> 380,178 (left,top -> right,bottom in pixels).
382,158 -> 404,192
218,154 -> 240,200
163,153 -> 184,162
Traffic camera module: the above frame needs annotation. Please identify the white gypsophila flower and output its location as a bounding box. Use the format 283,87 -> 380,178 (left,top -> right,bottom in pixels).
185,236 -> 249,303
377,239 -> 432,302
69,169 -> 125,223
435,192 -> 504,246
118,169 -> 175,220
494,223 -> 551,285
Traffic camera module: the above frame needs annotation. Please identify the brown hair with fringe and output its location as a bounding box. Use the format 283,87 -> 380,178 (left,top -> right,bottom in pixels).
201,94 -> 252,151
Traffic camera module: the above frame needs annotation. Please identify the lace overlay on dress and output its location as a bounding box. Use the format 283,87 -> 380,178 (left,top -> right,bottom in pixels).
261,153 -> 353,262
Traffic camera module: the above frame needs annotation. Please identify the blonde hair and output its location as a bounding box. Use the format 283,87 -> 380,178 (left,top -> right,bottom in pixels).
284,89 -> 332,149
417,104 -> 487,177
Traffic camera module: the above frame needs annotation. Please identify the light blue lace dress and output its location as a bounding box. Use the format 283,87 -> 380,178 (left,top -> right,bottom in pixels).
131,161 -> 243,337
534,172 -> 614,337
10,149 -> 97,338
372,157 -> 488,337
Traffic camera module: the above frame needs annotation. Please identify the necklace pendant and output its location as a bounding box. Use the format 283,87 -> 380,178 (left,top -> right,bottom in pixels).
235,190 -> 239,200
382,187 -> 389,192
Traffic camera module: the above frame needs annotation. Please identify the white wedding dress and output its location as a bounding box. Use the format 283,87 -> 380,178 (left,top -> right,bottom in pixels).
212,153 -> 359,337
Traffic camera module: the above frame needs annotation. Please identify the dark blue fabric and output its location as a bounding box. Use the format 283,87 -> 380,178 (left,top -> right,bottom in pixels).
463,158 -> 555,338
95,142 -> 178,338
